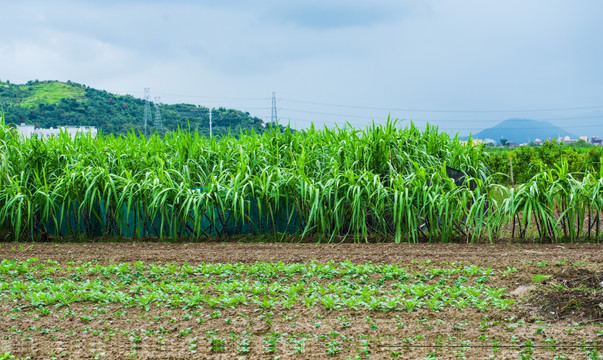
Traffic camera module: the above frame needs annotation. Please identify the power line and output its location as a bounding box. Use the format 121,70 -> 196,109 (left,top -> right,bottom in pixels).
132,88 -> 603,134
126,90 -> 269,102
280,98 -> 603,113
280,107 -> 382,119
279,108 -> 602,123
114,88 -> 603,114
157,93 -> 269,101
281,116 -> 603,131
413,115 -> 603,123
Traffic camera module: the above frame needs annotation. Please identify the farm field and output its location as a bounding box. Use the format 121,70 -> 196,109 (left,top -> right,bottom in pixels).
0,242 -> 601,359
1,119 -> 603,359
3,120 -> 603,244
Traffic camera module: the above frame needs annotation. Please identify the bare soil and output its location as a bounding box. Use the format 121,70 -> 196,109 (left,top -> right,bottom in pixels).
0,242 -> 601,359
1,241 -> 602,266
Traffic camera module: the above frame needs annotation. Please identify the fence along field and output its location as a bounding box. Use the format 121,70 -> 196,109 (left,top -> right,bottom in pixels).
0,115 -> 602,243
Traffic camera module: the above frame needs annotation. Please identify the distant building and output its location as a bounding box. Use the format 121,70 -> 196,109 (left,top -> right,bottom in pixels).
16,123 -> 36,138
559,136 -> 578,144
460,138 -> 483,146
16,123 -> 97,139
592,137 -> 603,146
482,138 -> 497,146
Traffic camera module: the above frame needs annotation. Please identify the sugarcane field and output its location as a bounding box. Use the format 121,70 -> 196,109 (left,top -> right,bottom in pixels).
0,120 -> 601,359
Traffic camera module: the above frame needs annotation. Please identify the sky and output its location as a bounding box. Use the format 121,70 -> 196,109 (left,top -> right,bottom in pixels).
1,0 -> 603,137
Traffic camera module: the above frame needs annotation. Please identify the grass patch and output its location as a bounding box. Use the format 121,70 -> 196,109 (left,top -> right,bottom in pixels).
20,81 -> 85,107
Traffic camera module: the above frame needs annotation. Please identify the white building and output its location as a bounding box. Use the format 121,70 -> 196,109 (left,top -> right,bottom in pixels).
559,136 -> 578,144
16,123 -> 97,139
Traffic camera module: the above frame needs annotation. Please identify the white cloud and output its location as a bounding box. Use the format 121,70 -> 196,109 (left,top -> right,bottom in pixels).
1,0 -> 602,136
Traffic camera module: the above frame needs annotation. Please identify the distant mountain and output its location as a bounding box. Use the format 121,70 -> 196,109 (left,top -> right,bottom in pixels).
0,80 -> 276,136
472,118 -> 577,144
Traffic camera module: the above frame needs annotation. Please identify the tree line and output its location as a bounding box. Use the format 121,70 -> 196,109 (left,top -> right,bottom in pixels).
486,140 -> 603,185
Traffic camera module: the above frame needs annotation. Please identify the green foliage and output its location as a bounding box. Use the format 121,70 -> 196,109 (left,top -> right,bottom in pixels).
0,80 -> 270,136
0,119 -> 490,242
486,140 -> 603,185
19,80 -> 86,107
0,259 -> 514,312
0,118 -> 601,243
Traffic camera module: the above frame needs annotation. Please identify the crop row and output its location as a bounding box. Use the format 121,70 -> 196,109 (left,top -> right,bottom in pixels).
0,118 -> 601,242
0,259 -> 514,313
2,321 -> 600,359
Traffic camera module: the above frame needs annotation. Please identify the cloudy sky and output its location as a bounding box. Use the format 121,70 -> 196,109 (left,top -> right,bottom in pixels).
2,0 -> 603,136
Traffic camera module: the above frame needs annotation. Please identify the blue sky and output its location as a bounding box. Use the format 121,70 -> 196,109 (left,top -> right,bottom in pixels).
2,0 -> 603,137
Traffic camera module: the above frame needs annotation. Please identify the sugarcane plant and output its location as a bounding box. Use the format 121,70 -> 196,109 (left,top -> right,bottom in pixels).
0,117 -> 600,242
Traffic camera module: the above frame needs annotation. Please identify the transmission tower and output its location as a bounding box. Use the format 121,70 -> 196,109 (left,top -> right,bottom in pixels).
143,88 -> 151,136
271,91 -> 277,124
154,96 -> 163,132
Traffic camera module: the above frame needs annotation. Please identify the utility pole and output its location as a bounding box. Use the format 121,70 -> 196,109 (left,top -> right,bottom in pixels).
209,108 -> 213,138
271,91 -> 277,124
143,88 -> 151,136
154,96 -> 162,132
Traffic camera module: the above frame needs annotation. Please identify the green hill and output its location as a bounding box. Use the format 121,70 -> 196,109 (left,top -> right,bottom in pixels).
0,80 -> 272,136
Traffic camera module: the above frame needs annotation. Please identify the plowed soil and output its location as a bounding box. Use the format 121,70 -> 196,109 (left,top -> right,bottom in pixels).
1,242 -> 601,359
2,241 -> 602,265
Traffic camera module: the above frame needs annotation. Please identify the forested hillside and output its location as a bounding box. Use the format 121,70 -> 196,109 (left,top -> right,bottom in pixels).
0,80 -> 272,136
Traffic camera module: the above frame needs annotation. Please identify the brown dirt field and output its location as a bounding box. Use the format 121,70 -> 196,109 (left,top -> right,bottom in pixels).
0,242 -> 601,359
1,241 -> 602,265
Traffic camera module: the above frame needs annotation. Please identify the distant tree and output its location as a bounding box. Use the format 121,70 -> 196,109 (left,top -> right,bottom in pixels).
566,139 -> 592,148
499,138 -> 509,147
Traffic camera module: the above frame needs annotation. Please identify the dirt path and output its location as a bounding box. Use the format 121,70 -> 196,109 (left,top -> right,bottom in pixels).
1,241 -> 601,267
